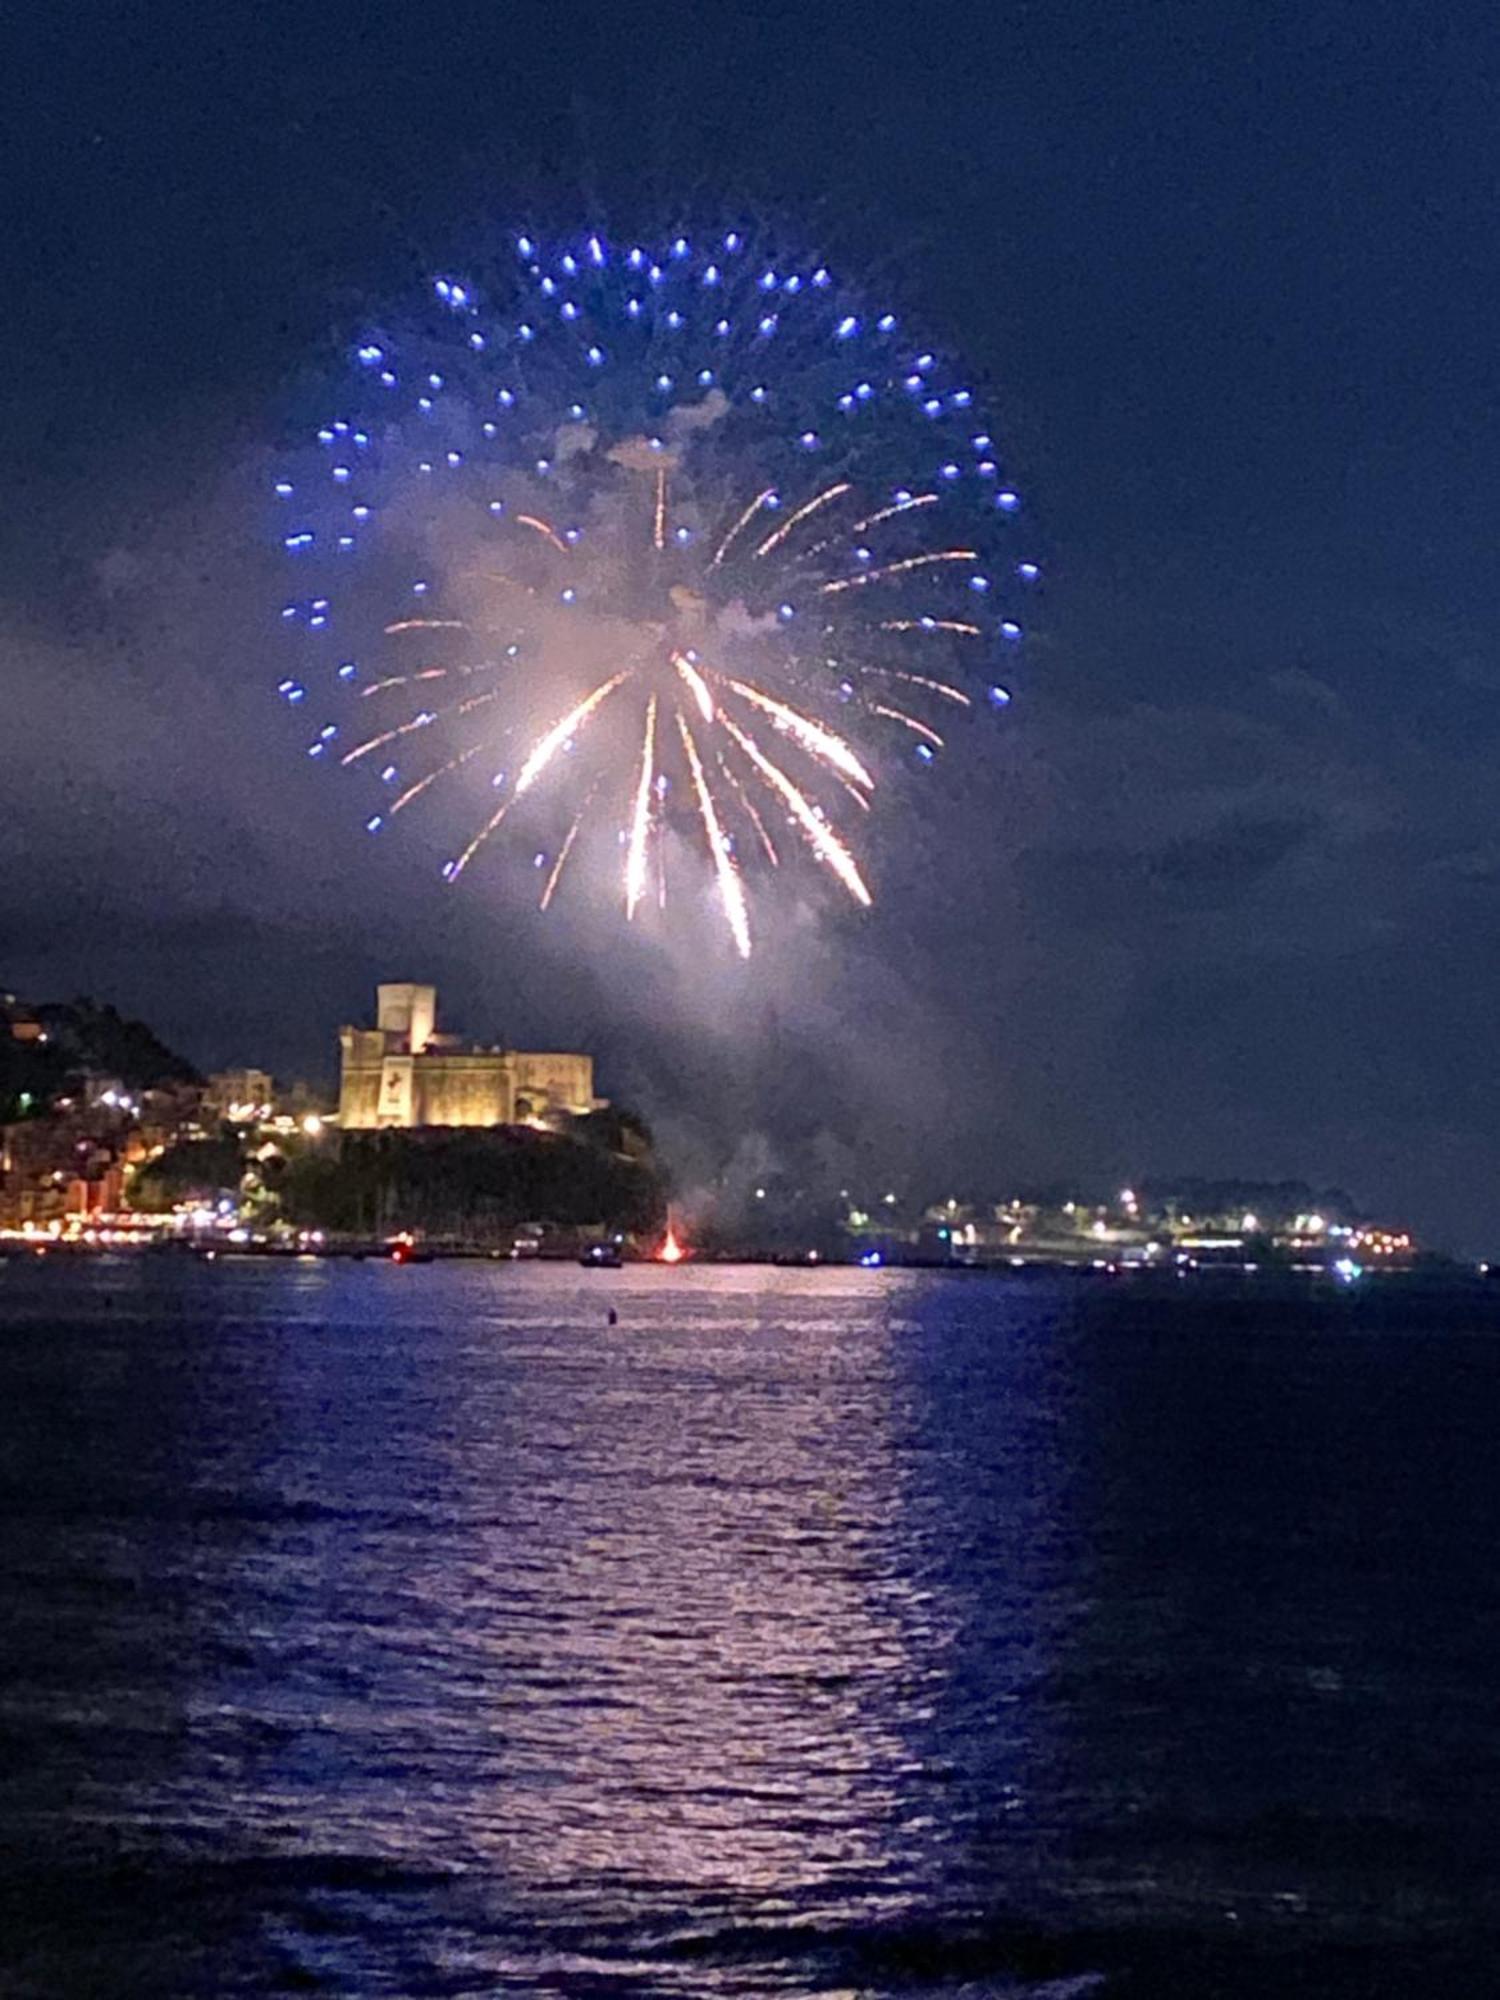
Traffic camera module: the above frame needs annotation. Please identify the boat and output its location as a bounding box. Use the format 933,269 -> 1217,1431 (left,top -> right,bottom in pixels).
579,1244 -> 623,1269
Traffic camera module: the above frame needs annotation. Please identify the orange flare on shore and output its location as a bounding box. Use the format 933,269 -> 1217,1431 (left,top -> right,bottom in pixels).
656,1220 -> 687,1264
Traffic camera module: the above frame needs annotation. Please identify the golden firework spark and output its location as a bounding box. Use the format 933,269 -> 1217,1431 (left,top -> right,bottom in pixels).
726,679 -> 874,789
719,754 -> 781,866
754,482 -> 850,558
869,702 -> 945,748
516,514 -> 570,553
878,618 -> 982,638
447,673 -> 626,880
540,790 -> 597,910
624,696 -> 657,919
677,710 -> 752,957
513,674 -> 627,797
863,665 -> 973,707
673,652 -> 715,723
710,486 -> 779,569
821,549 -> 977,595
721,715 -> 872,907
389,744 -> 484,816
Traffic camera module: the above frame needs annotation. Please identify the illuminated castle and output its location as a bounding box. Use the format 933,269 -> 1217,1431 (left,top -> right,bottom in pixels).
338,984 -> 598,1130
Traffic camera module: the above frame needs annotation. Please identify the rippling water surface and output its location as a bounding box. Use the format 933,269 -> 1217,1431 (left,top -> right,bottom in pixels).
2,1258 -> 1498,1995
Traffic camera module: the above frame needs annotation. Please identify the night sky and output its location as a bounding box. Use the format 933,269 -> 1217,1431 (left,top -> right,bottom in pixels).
4,2 -> 1498,1249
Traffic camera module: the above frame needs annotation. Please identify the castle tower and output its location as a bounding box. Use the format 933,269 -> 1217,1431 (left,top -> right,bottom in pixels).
376,982 -> 437,1054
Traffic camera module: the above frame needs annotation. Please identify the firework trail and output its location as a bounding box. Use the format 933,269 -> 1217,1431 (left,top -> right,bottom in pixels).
271,227 -> 1036,954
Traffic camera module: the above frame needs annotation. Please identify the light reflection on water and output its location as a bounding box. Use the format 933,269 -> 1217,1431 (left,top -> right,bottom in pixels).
1,1257 -> 1495,1995
322,1272 -> 927,1914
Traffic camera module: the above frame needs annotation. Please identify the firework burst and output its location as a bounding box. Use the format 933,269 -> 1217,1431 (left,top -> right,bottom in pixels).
271,227 -> 1035,955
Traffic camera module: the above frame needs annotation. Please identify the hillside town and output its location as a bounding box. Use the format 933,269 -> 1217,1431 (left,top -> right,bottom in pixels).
1,982 -> 1435,1275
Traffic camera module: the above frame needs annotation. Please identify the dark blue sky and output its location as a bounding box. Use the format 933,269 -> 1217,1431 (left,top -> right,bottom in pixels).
4,1 -> 1498,1247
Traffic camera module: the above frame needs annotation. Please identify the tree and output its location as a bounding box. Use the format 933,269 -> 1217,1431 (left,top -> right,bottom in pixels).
129,1136 -> 246,1212
279,1125 -> 667,1240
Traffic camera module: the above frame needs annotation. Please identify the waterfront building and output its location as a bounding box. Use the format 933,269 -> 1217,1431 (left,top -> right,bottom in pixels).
338,983 -> 598,1131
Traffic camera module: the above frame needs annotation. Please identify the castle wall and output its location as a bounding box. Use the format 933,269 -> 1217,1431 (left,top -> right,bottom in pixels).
338,1028 -> 388,1130
413,1054 -> 512,1128
514,1053 -> 595,1117
338,991 -> 596,1131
